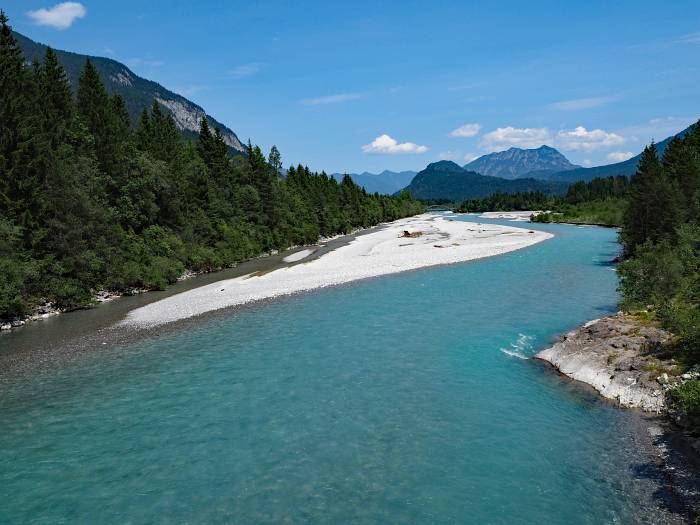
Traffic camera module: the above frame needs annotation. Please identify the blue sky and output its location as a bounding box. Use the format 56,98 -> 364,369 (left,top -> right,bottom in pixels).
6,0 -> 700,173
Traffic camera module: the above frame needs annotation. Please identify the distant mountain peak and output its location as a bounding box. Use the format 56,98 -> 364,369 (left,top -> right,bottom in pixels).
426,160 -> 465,172
465,146 -> 578,180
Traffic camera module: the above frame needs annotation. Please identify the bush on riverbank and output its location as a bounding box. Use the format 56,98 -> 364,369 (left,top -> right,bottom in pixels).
668,380 -> 700,434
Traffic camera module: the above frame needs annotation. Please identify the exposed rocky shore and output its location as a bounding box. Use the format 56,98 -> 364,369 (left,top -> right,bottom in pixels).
535,314 -> 691,412
535,313 -> 700,520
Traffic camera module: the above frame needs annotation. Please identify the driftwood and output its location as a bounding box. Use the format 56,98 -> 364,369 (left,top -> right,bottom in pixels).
400,230 -> 423,238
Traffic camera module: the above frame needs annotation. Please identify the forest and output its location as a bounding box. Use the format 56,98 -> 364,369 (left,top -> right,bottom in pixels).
617,133 -> 700,428
0,13 -> 422,320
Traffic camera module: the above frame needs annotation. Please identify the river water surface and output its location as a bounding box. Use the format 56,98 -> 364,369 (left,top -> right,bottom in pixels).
0,217 -> 683,523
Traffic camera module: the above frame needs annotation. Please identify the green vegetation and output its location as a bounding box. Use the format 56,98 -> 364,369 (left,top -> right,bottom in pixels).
667,380 -> 700,431
615,127 -> 700,431
459,176 -> 629,226
532,199 -> 626,227
0,13 -> 422,319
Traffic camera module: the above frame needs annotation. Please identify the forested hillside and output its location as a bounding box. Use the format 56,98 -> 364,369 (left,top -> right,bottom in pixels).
14,30 -> 245,153
0,13 -> 422,320
403,160 -> 568,200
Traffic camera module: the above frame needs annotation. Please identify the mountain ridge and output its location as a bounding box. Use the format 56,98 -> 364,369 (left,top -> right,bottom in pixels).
402,160 -> 569,201
331,170 -> 417,195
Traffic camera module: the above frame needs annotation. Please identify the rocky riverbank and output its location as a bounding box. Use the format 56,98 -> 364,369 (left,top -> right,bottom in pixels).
534,314 -> 688,412
535,313 -> 700,520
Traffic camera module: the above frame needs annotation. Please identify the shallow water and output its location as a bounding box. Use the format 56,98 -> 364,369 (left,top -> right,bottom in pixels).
0,217 -> 683,523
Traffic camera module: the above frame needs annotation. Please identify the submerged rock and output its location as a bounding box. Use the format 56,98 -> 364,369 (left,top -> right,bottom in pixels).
535,314 -> 676,412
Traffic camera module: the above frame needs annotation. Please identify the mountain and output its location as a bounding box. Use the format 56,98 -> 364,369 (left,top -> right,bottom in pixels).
331,170 -> 417,194
15,32 -> 245,152
402,161 -> 569,201
465,145 -> 579,180
541,123 -> 697,182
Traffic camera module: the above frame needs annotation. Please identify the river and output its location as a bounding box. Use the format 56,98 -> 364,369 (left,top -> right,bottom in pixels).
0,216 -> 683,524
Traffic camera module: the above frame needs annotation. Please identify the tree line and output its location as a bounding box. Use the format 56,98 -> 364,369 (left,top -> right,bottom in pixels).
0,12 -> 422,319
458,176 -> 629,226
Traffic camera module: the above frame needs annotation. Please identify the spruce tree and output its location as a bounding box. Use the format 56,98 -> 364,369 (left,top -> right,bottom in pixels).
268,145 -> 282,174
0,11 -> 29,211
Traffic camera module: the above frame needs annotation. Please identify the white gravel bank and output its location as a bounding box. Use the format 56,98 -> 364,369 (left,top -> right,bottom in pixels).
120,215 -> 553,327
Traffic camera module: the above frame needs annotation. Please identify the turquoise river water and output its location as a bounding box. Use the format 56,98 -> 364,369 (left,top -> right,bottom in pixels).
0,217 -> 682,523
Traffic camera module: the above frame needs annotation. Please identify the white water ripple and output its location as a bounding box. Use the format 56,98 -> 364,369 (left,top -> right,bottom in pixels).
500,333 -> 535,360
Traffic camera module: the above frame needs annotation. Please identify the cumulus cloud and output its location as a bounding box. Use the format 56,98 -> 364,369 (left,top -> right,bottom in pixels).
301,93 -> 362,105
607,151 -> 635,162
549,96 -> 616,111
480,126 -> 552,151
479,125 -> 626,153
449,123 -> 481,138
229,62 -> 266,78
555,126 -> 624,151
27,2 -> 86,29
362,134 -> 428,155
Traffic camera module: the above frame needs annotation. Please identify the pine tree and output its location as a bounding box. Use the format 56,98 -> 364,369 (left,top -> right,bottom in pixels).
268,145 -> 282,175
136,108 -> 152,151
39,48 -> 72,134
0,11 -> 30,211
77,59 -> 117,175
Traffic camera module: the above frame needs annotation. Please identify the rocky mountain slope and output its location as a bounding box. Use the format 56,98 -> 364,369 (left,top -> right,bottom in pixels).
15,32 -> 245,152
465,145 -> 579,179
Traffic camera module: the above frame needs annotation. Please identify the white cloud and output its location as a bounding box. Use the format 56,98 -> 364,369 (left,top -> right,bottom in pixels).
301,93 -> 362,105
549,96 -> 616,111
229,62 -> 266,78
449,123 -> 481,138
673,32 -> 700,45
125,58 -> 165,68
464,153 -> 479,163
607,151 -> 635,162
581,159 -> 593,167
362,134 -> 428,155
481,126 -> 552,151
555,126 -> 624,151
27,2 -> 86,29
617,116 -> 696,143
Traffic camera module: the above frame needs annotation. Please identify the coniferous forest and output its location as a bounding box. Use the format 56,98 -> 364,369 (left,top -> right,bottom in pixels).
0,13 -> 422,319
